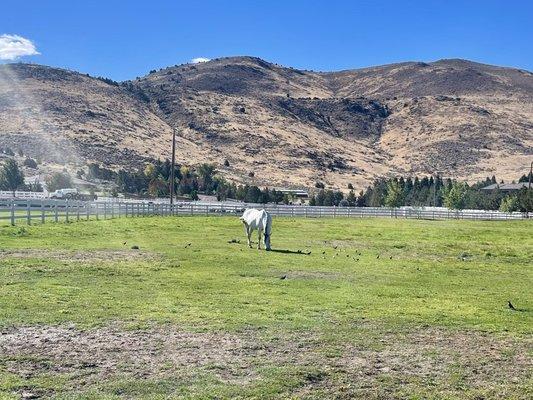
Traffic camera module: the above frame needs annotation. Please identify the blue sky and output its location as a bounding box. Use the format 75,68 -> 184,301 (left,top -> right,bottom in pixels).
1,0 -> 532,81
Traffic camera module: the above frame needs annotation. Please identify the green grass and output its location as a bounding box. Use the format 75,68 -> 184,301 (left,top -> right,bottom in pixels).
0,216 -> 531,399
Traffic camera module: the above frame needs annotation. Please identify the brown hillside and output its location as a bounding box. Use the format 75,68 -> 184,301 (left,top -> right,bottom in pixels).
0,57 -> 531,190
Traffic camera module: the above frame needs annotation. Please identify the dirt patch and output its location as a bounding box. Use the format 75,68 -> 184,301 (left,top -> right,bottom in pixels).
0,249 -> 160,262
0,323 -> 531,398
0,324 -> 262,389
333,328 -> 532,394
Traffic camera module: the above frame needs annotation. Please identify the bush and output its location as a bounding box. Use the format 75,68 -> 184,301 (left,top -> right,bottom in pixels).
45,172 -> 74,192
23,158 -> 38,169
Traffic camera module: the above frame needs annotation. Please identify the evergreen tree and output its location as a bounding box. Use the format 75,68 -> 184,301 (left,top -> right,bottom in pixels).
346,190 -> 357,206
443,182 -> 468,210
0,159 -> 25,194
384,180 -> 404,207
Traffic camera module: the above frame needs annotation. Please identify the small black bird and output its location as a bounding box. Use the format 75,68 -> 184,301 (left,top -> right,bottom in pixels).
123,241 -> 127,246
280,275 -> 287,280
376,255 -> 380,259
389,256 -> 393,260
508,301 -> 517,311
333,245 -> 338,249
185,243 -> 192,248
322,251 -> 326,255
306,251 -> 312,255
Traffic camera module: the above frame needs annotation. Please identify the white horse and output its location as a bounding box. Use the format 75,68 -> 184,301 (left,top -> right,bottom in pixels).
240,208 -> 272,250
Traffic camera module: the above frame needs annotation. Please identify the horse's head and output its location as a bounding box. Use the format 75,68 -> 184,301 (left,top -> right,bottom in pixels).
264,232 -> 271,251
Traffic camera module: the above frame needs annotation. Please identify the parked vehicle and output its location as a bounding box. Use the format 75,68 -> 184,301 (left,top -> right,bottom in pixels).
50,188 -> 97,201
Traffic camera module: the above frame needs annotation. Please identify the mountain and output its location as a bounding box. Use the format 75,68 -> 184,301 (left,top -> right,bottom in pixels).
0,57 -> 532,190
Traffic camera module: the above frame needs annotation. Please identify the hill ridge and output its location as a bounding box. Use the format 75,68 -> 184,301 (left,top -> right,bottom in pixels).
0,57 -> 531,190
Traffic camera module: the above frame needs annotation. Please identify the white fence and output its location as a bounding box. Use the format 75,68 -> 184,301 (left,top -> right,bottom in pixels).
0,191 -> 47,200
0,199 -> 527,226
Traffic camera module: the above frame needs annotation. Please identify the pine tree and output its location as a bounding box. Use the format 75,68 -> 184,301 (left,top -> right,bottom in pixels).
384,180 -> 404,207
443,182 -> 468,210
0,159 -> 25,195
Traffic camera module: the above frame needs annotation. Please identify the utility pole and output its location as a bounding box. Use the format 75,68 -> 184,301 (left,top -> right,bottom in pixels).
170,128 -> 176,205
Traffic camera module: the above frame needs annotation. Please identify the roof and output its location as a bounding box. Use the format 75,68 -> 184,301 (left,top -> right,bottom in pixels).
481,182 -> 529,190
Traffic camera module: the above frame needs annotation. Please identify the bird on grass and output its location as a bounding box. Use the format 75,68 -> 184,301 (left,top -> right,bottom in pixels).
508,300 -> 517,311
280,275 -> 287,280
185,243 -> 192,248
322,251 -> 326,255
123,241 -> 127,246
389,256 -> 393,260
376,255 -> 380,259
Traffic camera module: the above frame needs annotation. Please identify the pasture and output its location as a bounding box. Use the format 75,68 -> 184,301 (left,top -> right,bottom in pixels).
0,216 -> 531,399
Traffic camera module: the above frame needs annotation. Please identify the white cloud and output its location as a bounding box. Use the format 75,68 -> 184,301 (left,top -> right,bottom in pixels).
190,57 -> 210,64
0,34 -> 40,61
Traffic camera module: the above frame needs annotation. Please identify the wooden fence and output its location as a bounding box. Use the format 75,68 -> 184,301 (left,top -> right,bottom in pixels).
0,199 -> 527,226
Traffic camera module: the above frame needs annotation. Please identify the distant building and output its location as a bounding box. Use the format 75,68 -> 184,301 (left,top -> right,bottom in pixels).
276,188 -> 309,198
481,182 -> 529,192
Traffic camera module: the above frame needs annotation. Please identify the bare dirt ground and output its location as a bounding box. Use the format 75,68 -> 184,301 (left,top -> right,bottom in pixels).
0,249 -> 160,262
1,323 -> 531,398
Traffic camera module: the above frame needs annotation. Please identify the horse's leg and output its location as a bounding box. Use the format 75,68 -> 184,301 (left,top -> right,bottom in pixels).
247,227 -> 252,248
243,224 -> 251,247
257,229 -> 262,250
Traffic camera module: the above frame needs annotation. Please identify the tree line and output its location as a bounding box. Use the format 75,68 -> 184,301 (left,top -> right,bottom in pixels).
85,160 -> 292,203
308,174 -> 532,212
1,156 -> 531,213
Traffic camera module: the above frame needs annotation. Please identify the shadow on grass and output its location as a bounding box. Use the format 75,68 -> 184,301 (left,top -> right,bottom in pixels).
269,249 -> 310,255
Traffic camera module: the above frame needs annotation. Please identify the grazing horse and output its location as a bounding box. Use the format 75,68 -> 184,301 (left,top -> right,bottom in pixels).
240,208 -> 272,250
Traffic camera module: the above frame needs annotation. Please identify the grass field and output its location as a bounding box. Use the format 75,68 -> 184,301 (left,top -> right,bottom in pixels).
0,216 -> 531,399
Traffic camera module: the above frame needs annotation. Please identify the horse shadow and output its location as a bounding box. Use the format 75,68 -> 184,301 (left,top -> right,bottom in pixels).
269,249 -> 310,255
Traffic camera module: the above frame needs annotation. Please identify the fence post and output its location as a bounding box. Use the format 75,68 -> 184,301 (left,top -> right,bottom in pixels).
41,200 -> 45,224
26,201 -> 31,225
76,201 -> 80,221
65,201 -> 70,223
54,203 -> 58,223
86,203 -> 90,220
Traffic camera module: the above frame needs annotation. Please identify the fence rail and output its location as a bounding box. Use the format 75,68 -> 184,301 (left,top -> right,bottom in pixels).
0,199 -> 528,226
